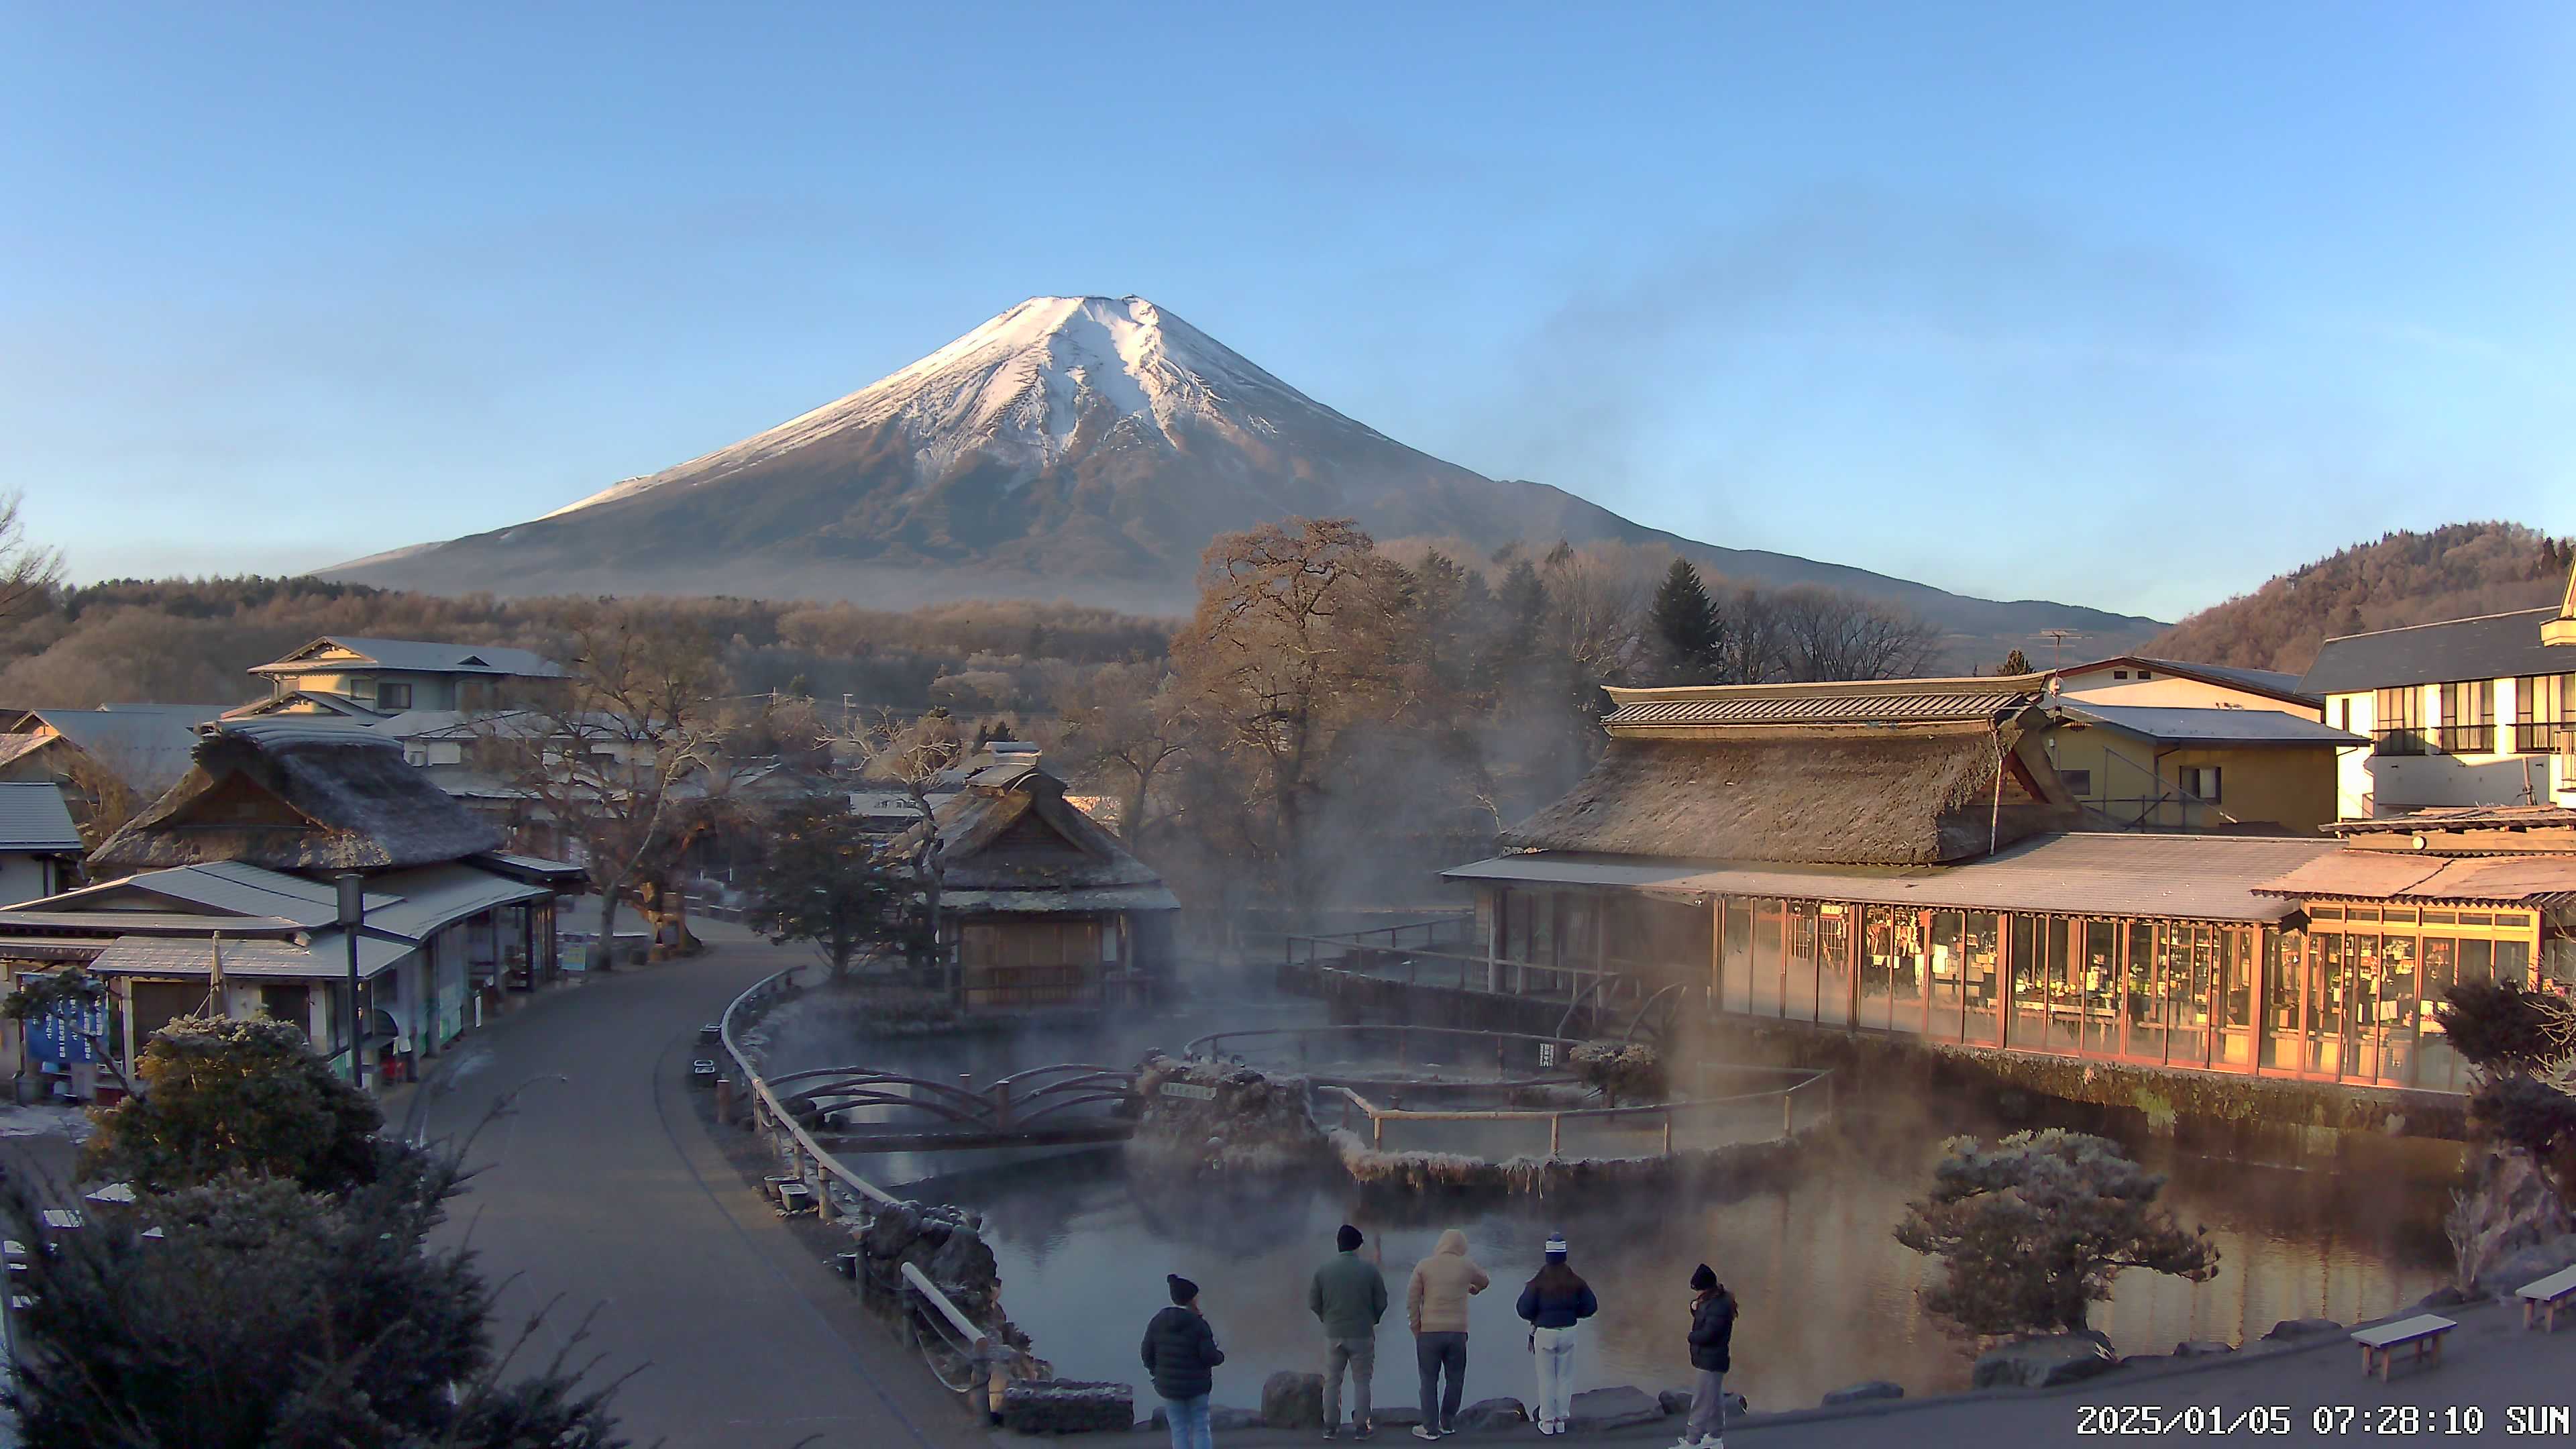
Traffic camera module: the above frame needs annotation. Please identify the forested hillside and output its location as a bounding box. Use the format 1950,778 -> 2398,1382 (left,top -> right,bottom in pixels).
2147,523 -> 2571,675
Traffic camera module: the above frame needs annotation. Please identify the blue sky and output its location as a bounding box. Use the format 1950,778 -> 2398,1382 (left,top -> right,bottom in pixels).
4,2 -> 2571,621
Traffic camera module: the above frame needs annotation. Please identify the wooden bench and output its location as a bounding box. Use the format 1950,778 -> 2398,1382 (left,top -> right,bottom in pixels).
2353,1315 -> 2457,1381
2518,1265 -> 2576,1332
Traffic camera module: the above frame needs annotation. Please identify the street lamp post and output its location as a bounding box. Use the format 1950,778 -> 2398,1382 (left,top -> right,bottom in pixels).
336,873 -> 366,1089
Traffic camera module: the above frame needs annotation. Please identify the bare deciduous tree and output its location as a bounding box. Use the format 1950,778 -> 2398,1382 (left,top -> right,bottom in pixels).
0,490 -> 64,633
488,607 -> 731,967
1772,585 -> 1945,682
834,706 -> 963,980
1055,661 -> 1187,840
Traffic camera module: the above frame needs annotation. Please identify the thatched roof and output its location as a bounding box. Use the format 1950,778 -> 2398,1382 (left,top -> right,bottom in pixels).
1497,723 -> 2075,867
90,720 -> 503,873
922,763 -> 1165,894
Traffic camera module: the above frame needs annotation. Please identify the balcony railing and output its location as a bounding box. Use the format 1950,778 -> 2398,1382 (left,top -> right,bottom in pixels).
2433,724 -> 2496,755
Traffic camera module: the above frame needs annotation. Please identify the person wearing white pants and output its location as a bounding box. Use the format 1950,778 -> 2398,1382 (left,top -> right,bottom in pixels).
1513,1234 -> 1597,1436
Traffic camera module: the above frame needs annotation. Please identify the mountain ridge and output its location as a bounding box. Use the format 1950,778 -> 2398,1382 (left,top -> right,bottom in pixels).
327,294 -> 2163,658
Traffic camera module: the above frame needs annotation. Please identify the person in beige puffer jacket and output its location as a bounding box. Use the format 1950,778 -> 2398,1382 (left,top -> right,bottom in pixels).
1405,1230 -> 1491,1438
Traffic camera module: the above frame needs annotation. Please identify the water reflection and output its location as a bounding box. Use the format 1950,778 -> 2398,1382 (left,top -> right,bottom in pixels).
869,1110 -> 2455,1413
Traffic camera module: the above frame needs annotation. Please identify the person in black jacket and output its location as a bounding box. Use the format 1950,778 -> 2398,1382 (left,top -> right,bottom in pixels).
1513,1234 -> 1597,1436
1676,1263 -> 1737,1449
1142,1275 -> 1225,1449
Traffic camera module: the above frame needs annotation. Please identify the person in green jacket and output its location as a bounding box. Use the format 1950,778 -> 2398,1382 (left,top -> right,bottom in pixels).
1310,1223 -> 1389,1439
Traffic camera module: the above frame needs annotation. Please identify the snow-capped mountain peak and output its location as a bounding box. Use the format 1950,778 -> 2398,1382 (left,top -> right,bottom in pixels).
545,294 -> 1356,519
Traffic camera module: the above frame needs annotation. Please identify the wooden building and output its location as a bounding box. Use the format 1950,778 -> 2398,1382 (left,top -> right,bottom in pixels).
1397,677 -> 2576,1101
0,718 -> 576,1096
922,757 -> 1177,1011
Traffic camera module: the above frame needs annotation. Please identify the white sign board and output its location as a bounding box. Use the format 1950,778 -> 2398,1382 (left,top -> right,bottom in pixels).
1159,1082 -> 1219,1102
1538,1043 -> 1557,1067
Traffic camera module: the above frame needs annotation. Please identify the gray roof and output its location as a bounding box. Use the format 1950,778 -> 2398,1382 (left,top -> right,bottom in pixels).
941,885 -> 1181,913
358,863 -> 549,940
27,706 -> 235,793
252,636 -> 561,679
2063,655 -> 2317,706
0,784 -> 82,853
2301,608 -> 2569,695
2053,703 -> 2366,747
18,862 -> 396,928
86,931 -> 413,981
1446,832 -> 2342,924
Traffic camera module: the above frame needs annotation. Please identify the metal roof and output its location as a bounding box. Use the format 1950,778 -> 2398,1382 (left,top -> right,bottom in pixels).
2301,608 -> 2569,695
2330,805 -> 2576,835
0,784 -> 82,853
2059,655 -> 2318,706
2052,703 -> 2366,747
359,863 -> 550,941
253,637 -> 561,678
0,910 -> 306,936
1605,690 -> 2029,729
25,705 -> 233,792
1444,832 -> 2343,924
2251,851 -> 2576,906
87,932 -> 412,981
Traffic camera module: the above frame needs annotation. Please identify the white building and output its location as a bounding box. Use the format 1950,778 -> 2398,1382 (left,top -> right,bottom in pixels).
2302,564 -> 2576,820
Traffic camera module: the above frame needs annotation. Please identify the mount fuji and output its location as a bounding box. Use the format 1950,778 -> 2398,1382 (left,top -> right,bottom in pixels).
328,294 -> 2160,651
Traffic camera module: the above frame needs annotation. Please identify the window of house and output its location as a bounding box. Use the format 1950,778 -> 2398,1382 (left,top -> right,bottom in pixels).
2137,670 -> 2154,680
2374,686 -> 2426,755
2111,670 -> 2129,680
376,681 -> 414,710
2516,674 -> 2571,753
2059,768 -> 2094,796
2178,766 -> 2222,802
2337,698 -> 2352,732
2436,680 -> 2495,754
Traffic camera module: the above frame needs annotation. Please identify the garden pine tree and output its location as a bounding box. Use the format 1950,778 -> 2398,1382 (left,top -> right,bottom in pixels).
1648,557 -> 1721,683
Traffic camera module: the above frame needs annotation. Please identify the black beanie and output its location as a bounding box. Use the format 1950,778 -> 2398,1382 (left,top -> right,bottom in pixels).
1168,1273 -> 1198,1305
1337,1224 -> 1363,1252
1690,1263 -> 1717,1291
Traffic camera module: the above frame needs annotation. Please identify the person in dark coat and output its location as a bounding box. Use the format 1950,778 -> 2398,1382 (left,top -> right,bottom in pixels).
1676,1263 -> 1737,1449
1512,1234 -> 1597,1436
1142,1274 -> 1225,1449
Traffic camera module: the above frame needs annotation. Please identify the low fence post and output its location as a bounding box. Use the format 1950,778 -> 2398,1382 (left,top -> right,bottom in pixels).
1548,1114 -> 1561,1158
1372,1114 -> 1384,1148
1661,1112 -> 1673,1157
994,1080 -> 1013,1132
1782,1088 -> 1794,1140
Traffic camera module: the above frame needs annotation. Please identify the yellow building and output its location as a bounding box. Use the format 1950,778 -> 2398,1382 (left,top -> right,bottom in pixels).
2040,702 -> 2362,836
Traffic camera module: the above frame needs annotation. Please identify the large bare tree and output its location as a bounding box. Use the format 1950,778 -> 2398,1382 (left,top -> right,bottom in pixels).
489,606 -> 731,967
1054,661 -> 1188,841
1169,517 -> 1419,916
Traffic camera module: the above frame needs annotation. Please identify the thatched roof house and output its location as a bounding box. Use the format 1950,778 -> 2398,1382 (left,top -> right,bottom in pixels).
907,757 -> 1176,1010
91,718 -> 502,874
1501,677 -> 2078,868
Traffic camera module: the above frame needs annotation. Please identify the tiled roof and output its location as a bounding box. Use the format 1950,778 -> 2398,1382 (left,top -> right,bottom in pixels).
1606,690 -> 2030,729
1447,833 -> 2340,924
254,637 -> 560,678
0,784 -> 82,853
2301,608 -> 2569,695
87,931 -> 412,980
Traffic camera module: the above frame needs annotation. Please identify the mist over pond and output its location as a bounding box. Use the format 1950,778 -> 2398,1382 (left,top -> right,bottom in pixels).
763,984 -> 2456,1411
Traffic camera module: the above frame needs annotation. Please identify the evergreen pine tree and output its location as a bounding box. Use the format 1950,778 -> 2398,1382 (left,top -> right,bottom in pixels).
1648,558 -> 1721,682
1998,648 -> 2033,676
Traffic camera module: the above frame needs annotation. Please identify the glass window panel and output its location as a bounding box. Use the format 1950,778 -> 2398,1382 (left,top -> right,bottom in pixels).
2460,938 -> 2493,986
2126,920 -> 2163,1059
2218,928 -> 2255,1067
2500,939 -> 2532,989
1784,902 -> 1821,1022
2165,925 -> 2210,1067
2084,920 -> 2119,1056
2347,934 -> 2382,1082
1929,910 -> 1965,1041
2010,914 -> 2047,1049
1721,898 -> 1754,1013
1751,901 -> 1784,1017
1815,903 -> 1852,1026
2263,930 -> 2302,1070
2381,932 -> 2418,1086
2307,933 -> 2343,1075
1890,909 -> 1925,1032
1964,912 -> 2002,1046
1860,904 -> 1896,1031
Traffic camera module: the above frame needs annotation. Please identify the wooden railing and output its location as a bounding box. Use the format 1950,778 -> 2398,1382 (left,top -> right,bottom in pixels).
1324,1063 -> 1832,1161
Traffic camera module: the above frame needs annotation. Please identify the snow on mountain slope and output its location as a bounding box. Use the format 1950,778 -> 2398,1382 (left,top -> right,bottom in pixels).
543,295 -> 1381,521
327,294 -> 2164,655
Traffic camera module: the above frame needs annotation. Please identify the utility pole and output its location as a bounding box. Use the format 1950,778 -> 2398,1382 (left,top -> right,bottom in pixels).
336,873 -> 366,1089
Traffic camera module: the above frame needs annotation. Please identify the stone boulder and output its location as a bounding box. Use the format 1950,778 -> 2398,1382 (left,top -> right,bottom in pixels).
999,1380 -> 1131,1435
1821,1380 -> 1904,1405
1566,1386 -> 1663,1432
2262,1317 -> 2343,1342
1972,1332 -> 2120,1389
2172,1340 -> 2235,1358
2479,1233 -> 2576,1295
1456,1398 -> 1527,1431
1260,1371 -> 1324,1431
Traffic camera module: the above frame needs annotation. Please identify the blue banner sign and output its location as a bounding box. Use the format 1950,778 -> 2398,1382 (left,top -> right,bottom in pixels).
26,994 -> 107,1065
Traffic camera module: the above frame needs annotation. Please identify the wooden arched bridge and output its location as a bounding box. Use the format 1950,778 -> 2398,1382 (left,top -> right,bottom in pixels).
767,1063 -> 1144,1152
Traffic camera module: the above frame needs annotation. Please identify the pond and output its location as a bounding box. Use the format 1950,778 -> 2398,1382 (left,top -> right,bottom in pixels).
768,991 -> 2459,1413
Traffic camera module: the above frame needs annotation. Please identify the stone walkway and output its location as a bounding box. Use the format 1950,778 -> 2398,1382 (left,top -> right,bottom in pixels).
1121,1294 -> 2573,1448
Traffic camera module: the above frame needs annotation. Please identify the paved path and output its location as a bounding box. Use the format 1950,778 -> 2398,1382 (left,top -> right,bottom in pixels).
412,930 -> 989,1449
1199,1292 -> 2575,1447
